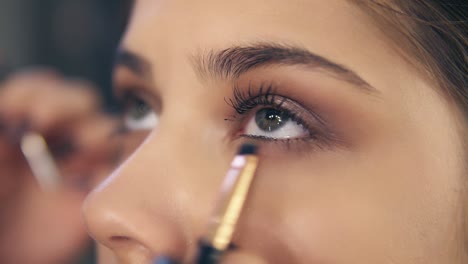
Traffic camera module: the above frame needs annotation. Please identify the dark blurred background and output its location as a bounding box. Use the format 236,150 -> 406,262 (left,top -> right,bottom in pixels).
0,0 -> 131,109
0,1 -> 131,263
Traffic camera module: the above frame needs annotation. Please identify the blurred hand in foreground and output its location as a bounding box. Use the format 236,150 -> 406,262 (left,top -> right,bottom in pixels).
0,69 -> 120,264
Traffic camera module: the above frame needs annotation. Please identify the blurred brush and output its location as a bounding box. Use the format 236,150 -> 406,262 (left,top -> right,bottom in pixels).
21,131 -> 62,191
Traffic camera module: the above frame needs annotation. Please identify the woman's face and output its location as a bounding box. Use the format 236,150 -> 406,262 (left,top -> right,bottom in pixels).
83,0 -> 466,263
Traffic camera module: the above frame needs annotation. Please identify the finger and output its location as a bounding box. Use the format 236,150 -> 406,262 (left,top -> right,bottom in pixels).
71,113 -> 119,163
58,114 -> 121,189
2,177 -> 89,264
0,69 -> 61,122
0,70 -> 101,138
0,133 -> 22,160
10,113 -> 119,193
28,79 -> 101,133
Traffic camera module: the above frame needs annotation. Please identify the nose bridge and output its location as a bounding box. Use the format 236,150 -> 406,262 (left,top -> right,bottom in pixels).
83,111 -> 230,262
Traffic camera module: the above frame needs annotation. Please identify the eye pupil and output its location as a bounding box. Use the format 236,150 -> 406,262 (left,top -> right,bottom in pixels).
129,98 -> 150,119
255,108 -> 288,132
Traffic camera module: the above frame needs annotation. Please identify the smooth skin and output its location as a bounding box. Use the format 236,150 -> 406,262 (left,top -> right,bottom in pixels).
84,0 -> 466,263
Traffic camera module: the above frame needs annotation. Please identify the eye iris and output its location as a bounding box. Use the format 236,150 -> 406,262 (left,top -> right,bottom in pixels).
255,108 -> 288,132
129,99 -> 150,119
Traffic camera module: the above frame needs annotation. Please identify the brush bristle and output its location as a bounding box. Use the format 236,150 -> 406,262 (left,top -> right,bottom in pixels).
238,143 -> 258,155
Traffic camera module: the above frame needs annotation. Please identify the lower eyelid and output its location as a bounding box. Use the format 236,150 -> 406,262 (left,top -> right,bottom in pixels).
124,112 -> 158,131
236,134 -> 326,155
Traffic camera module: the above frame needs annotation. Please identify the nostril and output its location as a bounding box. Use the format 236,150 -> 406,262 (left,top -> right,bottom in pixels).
110,235 -> 132,242
109,235 -> 134,245
107,235 -> 146,251
82,175 -> 192,262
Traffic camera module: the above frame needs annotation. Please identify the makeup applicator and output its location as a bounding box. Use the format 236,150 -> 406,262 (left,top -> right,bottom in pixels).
154,143 -> 259,264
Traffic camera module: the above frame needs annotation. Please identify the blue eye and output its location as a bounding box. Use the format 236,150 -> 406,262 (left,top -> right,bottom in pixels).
243,107 -> 308,139
123,97 -> 158,131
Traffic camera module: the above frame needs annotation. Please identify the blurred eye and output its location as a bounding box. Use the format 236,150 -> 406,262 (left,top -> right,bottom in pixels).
243,107 -> 308,139
123,96 -> 158,131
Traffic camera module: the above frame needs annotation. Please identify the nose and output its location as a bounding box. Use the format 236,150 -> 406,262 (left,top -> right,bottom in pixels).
82,129 -> 229,263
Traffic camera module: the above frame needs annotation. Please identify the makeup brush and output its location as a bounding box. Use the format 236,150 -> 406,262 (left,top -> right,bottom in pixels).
195,143 -> 259,264
20,131 -> 62,191
153,143 -> 259,264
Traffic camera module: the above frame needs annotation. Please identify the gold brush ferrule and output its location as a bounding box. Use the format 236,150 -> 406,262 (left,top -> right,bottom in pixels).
205,152 -> 259,251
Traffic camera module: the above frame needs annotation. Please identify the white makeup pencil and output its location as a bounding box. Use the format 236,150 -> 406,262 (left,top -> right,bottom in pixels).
20,131 -> 62,191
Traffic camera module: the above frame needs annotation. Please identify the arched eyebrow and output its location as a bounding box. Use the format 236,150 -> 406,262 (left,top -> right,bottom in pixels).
192,43 -> 379,94
114,43 -> 379,95
114,48 -> 153,80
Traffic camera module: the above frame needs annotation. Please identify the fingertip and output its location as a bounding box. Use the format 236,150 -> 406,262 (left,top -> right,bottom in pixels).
8,67 -> 61,83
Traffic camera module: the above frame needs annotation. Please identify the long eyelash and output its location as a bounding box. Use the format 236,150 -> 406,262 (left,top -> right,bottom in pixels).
226,83 -> 305,127
225,83 -> 334,149
226,82 -> 280,114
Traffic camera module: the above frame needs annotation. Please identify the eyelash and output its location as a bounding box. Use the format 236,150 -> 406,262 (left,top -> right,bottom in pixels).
227,83 -> 280,115
225,83 -> 332,150
226,84 -> 304,129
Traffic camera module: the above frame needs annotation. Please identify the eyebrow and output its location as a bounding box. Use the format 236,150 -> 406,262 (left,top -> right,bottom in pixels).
193,43 -> 378,94
114,43 -> 378,94
114,48 -> 153,80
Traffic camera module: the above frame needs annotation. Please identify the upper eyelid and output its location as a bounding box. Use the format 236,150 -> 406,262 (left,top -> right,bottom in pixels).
227,83 -> 308,119
228,92 -> 312,127
227,83 -> 277,113
114,83 -> 162,114
226,83 -> 333,132
112,65 -> 158,102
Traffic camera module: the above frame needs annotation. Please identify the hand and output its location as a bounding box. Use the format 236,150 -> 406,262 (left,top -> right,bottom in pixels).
0,69 -> 120,264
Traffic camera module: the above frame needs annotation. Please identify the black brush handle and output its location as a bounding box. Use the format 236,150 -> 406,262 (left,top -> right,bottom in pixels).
195,240 -> 224,264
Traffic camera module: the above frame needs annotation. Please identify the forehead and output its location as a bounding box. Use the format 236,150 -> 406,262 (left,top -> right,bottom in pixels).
122,0 -> 406,93
127,0 -> 370,48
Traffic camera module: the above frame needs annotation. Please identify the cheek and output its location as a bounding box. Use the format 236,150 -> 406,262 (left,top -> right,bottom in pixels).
245,138 -> 463,263
247,152 -> 394,262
